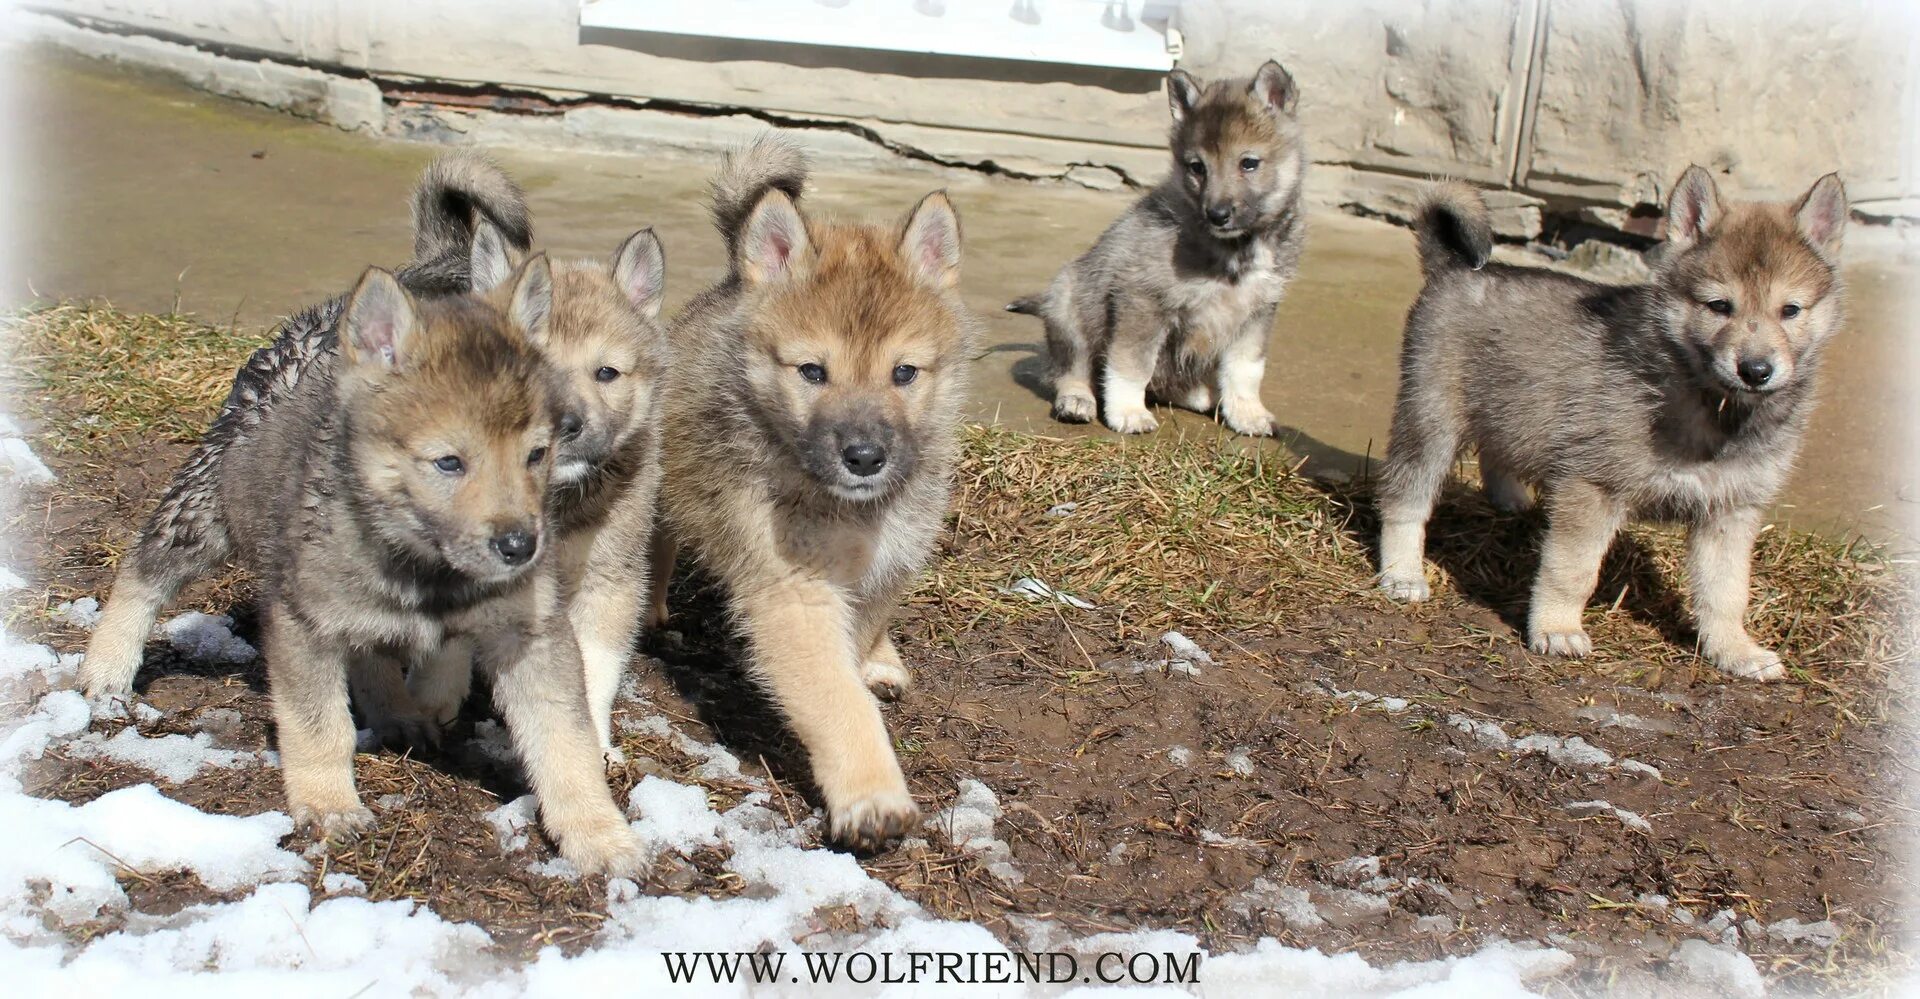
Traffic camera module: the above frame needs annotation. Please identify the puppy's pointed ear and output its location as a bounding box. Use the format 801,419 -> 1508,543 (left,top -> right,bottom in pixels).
341,267 -> 416,370
612,228 -> 666,321
506,252 -> 553,343
898,191 -> 962,291
469,220 -> 521,293
1167,69 -> 1202,124
1794,172 -> 1848,259
1248,59 -> 1297,116
737,191 -> 810,286
1664,165 -> 1723,251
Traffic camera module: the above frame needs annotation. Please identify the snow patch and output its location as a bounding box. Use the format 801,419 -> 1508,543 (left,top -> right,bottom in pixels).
1564,799 -> 1653,835
0,436 -> 54,485
484,794 -> 540,854
0,784 -> 302,930
66,726 -> 265,783
53,597 -> 101,629
931,779 -> 1021,884
161,612 -> 257,665
1672,939 -> 1766,997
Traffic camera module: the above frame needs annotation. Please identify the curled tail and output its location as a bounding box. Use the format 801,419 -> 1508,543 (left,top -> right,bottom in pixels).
1413,181 -> 1494,276
710,133 -> 809,257
410,152 -> 533,279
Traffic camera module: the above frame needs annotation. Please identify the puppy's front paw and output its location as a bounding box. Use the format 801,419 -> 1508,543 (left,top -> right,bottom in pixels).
861,658 -> 911,701
1105,406 -> 1160,435
557,816 -> 647,878
1218,397 -> 1279,437
1706,639 -> 1786,681
370,710 -> 443,755
292,801 -> 376,843
1052,391 -> 1096,424
1379,571 -> 1430,603
1529,628 -> 1593,659
829,786 -> 920,853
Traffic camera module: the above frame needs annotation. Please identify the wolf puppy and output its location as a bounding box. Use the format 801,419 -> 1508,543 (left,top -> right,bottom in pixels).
651,135 -> 972,848
386,205 -> 671,755
1376,167 -> 1849,681
79,251 -> 642,873
1009,60 -> 1305,435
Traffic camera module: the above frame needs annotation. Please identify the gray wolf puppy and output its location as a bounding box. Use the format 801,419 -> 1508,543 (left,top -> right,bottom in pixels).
649,134 -> 973,849
377,217 -> 671,756
1008,60 -> 1306,435
79,247 -> 642,873
1376,167 -> 1849,681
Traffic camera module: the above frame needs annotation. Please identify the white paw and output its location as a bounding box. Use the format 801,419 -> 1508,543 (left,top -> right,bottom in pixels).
292,803 -> 376,842
1379,572 -> 1430,603
1708,642 -> 1786,682
1218,397 -> 1279,437
558,819 -> 647,878
1105,406 -> 1160,435
861,658 -> 911,701
829,786 -> 920,852
1529,628 -> 1593,659
1053,392 -> 1096,424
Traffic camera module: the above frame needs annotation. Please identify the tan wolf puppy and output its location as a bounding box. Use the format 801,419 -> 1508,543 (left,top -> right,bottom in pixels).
1008,60 -> 1306,436
375,226 -> 671,756
1376,167 -> 1849,681
649,134 -> 973,849
80,254 -> 642,874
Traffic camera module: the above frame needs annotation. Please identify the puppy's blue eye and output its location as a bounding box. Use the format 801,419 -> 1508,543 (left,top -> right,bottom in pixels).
1185,159 -> 1206,177
434,455 -> 465,475
799,363 -> 827,384
1706,299 -> 1734,316
892,364 -> 919,386
527,447 -> 547,466
1780,303 -> 1802,319
1240,156 -> 1261,172
595,366 -> 620,383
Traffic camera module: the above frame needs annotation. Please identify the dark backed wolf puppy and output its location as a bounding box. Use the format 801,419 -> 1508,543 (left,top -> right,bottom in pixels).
648,134 -> 974,849
79,253 -> 643,874
1376,167 -> 1849,681
1008,60 -> 1306,436
378,222 -> 672,757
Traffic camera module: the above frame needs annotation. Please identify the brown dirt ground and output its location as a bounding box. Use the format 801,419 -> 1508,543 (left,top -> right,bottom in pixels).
6,306 -> 1915,994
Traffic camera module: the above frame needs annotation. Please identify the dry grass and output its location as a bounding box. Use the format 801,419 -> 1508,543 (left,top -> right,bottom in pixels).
3,302 -> 262,454
926,424 -> 1915,718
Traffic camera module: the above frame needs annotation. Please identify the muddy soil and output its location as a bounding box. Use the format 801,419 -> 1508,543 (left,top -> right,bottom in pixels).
13,414 -> 1910,995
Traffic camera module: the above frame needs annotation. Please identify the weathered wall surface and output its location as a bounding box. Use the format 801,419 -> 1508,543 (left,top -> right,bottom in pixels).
18,0 -> 1919,228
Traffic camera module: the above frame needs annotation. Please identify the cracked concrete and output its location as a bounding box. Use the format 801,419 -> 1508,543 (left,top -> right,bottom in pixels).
7,48 -> 1916,542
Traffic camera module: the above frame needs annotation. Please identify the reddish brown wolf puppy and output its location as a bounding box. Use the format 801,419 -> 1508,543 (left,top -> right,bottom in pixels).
650,135 -> 974,849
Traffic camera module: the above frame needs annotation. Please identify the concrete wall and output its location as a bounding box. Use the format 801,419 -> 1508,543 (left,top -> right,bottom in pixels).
19,0 -> 1920,230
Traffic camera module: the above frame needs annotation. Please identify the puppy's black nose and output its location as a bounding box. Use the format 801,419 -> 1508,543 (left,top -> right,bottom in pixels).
841,442 -> 887,477
1206,205 -> 1234,227
558,412 -> 584,441
1737,358 -> 1775,388
490,530 -> 537,566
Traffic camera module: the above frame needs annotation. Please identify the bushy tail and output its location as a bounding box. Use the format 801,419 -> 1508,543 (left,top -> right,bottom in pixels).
411,152 -> 533,266
1005,294 -> 1042,315
710,133 -> 809,257
1413,181 -> 1494,276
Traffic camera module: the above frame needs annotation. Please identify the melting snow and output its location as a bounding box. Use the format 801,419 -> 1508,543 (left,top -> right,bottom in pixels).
53,597 -> 101,630
931,779 -> 1021,883
161,612 -> 257,665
